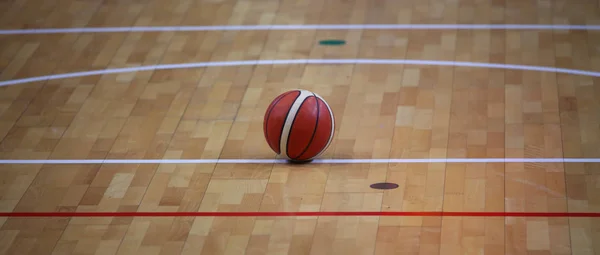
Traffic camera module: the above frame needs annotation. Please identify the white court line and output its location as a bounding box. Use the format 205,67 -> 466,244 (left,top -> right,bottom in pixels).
2,59 -> 600,87
1,158 -> 600,164
1,59 -> 599,165
2,24 -> 600,34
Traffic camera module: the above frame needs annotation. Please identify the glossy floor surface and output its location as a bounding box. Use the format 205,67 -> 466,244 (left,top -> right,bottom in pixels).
2,0 -> 600,254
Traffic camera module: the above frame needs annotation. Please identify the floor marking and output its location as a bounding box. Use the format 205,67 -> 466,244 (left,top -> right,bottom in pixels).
2,59 -> 600,88
319,39 -> 346,45
370,182 -> 400,190
1,158 -> 600,165
2,24 -> 600,35
2,211 -> 600,217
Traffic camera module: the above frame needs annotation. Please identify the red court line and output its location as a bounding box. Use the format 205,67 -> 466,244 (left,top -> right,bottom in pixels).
1,211 -> 600,217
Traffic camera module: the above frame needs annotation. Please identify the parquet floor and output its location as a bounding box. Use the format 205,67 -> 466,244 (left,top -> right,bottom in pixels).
2,0 -> 600,254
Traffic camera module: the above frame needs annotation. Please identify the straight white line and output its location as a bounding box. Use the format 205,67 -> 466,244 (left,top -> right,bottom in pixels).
2,24 -> 600,34
1,158 -> 600,165
2,59 -> 600,87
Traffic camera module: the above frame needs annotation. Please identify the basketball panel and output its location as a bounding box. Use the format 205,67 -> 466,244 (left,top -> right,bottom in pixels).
263,91 -> 291,137
286,96 -> 319,159
279,90 -> 315,160
311,94 -> 336,160
264,90 -> 300,154
294,98 -> 334,161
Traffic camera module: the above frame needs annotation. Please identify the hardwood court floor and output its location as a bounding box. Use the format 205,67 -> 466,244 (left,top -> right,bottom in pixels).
2,0 -> 600,254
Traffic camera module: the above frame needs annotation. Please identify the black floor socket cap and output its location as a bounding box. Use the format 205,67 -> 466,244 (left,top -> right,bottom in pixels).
370,182 -> 399,190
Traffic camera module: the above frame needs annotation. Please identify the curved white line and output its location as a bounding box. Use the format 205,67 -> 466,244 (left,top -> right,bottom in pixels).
2,59 -> 600,87
2,58 -> 600,165
0,158 -> 599,164
2,24 -> 600,34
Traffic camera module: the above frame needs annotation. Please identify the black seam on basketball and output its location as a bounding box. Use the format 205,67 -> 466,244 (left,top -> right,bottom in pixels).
296,94 -> 320,160
285,95 -> 311,160
279,91 -> 301,155
264,91 -> 294,151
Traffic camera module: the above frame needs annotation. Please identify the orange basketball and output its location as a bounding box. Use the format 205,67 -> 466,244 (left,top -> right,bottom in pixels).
263,89 -> 335,162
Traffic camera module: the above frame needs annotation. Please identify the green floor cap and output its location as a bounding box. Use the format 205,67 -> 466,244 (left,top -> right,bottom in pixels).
319,39 -> 346,45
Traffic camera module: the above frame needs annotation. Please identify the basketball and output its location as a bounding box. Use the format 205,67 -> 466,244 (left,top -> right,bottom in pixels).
263,89 -> 335,162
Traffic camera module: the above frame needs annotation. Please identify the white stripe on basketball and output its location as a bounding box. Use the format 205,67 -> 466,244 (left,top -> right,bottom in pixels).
312,93 -> 335,159
279,89 -> 313,160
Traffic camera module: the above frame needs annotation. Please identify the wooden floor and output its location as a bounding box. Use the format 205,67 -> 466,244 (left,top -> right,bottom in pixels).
2,0 -> 600,254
